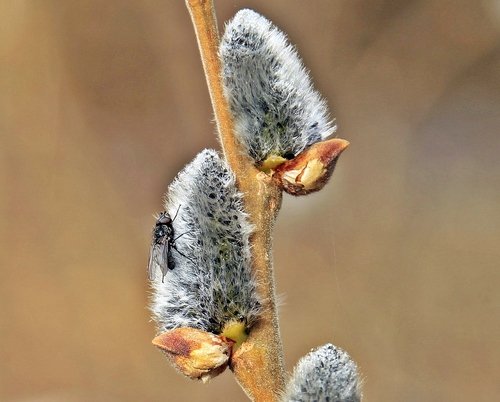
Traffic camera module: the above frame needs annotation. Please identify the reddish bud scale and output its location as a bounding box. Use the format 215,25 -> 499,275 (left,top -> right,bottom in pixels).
273,138 -> 349,196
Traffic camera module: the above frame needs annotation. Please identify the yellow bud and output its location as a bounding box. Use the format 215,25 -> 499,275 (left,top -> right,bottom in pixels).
259,154 -> 288,173
221,321 -> 248,350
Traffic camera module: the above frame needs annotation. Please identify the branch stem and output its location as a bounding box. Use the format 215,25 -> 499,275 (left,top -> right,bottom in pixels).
185,1 -> 285,400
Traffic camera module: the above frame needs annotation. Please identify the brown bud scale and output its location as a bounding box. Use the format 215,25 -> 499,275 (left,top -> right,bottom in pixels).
152,327 -> 234,382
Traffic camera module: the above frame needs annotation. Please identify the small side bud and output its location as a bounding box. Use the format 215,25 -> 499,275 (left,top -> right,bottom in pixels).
273,138 -> 349,196
283,344 -> 361,402
221,320 -> 248,350
152,327 -> 234,383
259,154 -> 288,173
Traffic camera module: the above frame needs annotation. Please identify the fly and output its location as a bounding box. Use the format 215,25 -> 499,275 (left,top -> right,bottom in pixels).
148,205 -> 190,282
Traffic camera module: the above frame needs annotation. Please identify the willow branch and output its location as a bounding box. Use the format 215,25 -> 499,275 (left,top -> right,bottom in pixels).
185,0 -> 285,400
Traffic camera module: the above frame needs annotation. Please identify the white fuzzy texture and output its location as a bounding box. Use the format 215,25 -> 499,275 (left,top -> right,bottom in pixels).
150,150 -> 261,334
283,344 -> 361,402
220,9 -> 335,163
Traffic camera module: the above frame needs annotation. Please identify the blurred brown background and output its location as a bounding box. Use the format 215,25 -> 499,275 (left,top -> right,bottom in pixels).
1,1 -> 499,401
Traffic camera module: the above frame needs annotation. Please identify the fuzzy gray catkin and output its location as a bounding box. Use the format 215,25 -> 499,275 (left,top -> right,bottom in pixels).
150,149 -> 261,334
283,344 -> 361,402
220,9 -> 335,164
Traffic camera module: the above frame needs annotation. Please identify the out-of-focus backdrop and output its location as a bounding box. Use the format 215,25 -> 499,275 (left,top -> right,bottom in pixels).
1,1 -> 499,401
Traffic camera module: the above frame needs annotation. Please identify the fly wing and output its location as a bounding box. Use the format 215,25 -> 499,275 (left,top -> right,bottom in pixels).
148,242 -> 168,281
160,239 -> 170,281
147,244 -> 157,281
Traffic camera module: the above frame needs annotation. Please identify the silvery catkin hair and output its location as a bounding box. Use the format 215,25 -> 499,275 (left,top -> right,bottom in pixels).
150,149 -> 261,334
283,344 -> 361,402
220,9 -> 335,164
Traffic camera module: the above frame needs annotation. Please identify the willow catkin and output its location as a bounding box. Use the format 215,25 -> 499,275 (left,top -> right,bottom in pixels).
150,149 -> 261,335
220,9 -> 335,163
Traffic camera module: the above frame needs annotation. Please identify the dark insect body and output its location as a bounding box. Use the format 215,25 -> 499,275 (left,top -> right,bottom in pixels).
148,206 -> 189,282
